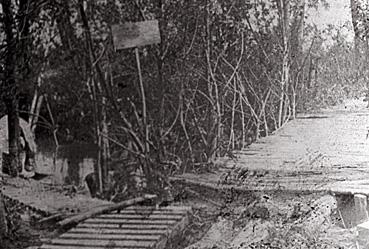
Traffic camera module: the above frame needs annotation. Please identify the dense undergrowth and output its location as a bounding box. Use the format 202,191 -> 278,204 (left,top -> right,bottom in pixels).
0,0 -> 367,198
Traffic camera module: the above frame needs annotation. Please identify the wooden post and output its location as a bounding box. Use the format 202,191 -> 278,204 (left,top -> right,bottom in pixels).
354,194 -> 369,225
111,20 -> 160,180
135,48 -> 149,155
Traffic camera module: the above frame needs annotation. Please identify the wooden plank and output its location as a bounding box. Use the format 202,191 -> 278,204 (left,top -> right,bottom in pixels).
112,20 -> 161,50
47,238 -> 153,248
41,245 -> 147,249
98,213 -> 184,220
152,209 -> 191,249
60,233 -> 160,241
57,195 -> 157,228
76,223 -> 170,230
84,218 -> 177,225
125,206 -> 191,212
354,194 -> 369,225
114,210 -> 188,215
69,227 -> 169,235
334,188 -> 369,196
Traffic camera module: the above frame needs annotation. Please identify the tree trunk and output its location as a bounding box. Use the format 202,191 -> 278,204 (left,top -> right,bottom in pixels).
278,0 -> 290,127
290,0 -> 306,119
5,102 -> 21,176
101,73 -> 110,192
55,0 -> 83,72
205,0 -> 221,161
78,0 -> 112,193
1,0 -> 21,177
0,194 -> 7,243
350,0 -> 361,59
29,74 -> 44,134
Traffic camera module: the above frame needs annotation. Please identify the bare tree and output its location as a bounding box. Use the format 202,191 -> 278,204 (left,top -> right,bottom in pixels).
351,0 -> 362,57
277,0 -> 290,128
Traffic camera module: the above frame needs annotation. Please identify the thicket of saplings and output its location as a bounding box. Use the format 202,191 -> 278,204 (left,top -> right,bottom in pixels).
1,1 -> 367,202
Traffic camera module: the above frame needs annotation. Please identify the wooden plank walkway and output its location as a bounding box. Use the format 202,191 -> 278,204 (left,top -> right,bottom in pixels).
0,173 -> 191,249
172,98 -> 369,196
39,206 -> 191,249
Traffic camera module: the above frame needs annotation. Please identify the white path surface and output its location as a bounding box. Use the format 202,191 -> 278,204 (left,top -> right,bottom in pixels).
174,98 -> 369,194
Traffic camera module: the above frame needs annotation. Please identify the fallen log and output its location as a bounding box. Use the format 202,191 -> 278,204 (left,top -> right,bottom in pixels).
57,194 -> 157,229
37,213 -> 66,226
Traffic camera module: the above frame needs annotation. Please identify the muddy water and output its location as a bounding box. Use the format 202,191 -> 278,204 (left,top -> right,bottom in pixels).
35,143 -> 97,187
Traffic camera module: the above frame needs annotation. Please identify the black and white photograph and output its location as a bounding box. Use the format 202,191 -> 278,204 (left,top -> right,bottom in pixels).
0,0 -> 368,248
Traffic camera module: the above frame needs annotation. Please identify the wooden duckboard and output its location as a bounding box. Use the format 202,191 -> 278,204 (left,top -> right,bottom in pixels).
39,206 -> 191,249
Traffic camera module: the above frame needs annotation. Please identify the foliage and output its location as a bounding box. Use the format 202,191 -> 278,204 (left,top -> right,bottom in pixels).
0,0 -> 366,196
301,25 -> 367,111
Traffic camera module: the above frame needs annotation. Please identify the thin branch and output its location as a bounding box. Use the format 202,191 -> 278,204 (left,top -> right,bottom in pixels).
100,132 -> 145,159
221,32 -> 245,87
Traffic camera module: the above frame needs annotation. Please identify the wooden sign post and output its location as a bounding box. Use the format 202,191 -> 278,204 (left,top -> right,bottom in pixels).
112,20 -> 161,155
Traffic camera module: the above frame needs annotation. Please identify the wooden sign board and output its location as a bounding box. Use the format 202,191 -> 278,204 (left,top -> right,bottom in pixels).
112,20 -> 161,50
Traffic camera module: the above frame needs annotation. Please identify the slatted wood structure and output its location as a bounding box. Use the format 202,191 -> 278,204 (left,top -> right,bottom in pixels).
39,206 -> 191,249
172,98 -> 369,196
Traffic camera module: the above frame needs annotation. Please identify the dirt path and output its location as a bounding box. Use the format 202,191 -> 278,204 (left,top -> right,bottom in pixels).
0,175 -> 110,216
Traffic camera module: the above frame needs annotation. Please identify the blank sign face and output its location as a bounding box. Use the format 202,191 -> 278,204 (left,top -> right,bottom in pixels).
112,20 -> 161,50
